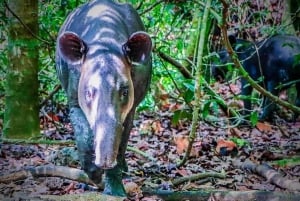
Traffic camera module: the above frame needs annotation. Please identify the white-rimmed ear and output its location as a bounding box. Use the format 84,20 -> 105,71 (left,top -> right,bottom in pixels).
58,32 -> 88,64
123,31 -> 152,64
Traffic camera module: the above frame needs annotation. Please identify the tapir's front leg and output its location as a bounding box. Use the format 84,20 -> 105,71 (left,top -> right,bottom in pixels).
103,110 -> 135,196
69,107 -> 104,186
260,80 -> 279,121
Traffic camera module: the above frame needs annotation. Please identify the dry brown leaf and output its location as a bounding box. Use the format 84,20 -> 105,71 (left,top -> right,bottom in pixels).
216,138 -> 237,155
173,135 -> 189,154
152,120 -> 164,134
124,181 -> 142,197
175,168 -> 190,177
230,127 -> 242,138
256,122 -> 272,132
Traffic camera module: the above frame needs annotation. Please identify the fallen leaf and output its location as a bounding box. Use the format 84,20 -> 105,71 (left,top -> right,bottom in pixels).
216,138 -> 238,156
256,122 -> 272,132
173,135 -> 189,154
124,181 -> 142,197
230,127 -> 242,138
152,120 -> 164,134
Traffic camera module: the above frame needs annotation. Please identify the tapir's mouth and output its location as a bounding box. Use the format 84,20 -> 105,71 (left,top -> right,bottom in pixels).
94,141 -> 119,169
94,155 -> 118,169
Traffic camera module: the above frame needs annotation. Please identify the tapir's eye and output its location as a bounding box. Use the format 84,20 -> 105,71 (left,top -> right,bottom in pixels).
120,86 -> 129,97
120,85 -> 129,104
85,87 -> 96,104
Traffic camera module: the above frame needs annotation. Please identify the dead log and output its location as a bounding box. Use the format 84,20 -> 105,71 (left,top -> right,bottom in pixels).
7,192 -> 124,201
0,164 -> 102,189
233,159 -> 300,192
143,189 -> 300,201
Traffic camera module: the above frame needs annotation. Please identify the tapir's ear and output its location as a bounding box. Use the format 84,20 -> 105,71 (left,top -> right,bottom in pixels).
58,32 -> 88,64
123,31 -> 152,64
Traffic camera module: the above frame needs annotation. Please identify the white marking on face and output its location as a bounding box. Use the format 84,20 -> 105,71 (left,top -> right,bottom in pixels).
106,74 -> 115,88
107,106 -> 116,120
94,123 -> 105,166
87,73 -> 101,128
89,71 -> 101,88
78,60 -> 102,128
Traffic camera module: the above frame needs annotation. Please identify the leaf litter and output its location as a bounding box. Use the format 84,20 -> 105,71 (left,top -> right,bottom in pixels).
1,84 -> 300,200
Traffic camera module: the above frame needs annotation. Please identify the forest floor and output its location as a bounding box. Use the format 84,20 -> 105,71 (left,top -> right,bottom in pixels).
0,82 -> 300,201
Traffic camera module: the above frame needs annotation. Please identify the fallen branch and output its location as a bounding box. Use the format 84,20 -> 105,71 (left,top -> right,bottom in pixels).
0,164 -> 101,189
143,189 -> 300,201
171,172 -> 226,186
157,51 -> 192,79
2,138 -> 74,145
15,192 -> 124,201
127,145 -> 157,162
233,159 -> 300,191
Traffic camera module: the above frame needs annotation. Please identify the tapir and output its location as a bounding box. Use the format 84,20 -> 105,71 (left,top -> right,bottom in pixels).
213,35 -> 300,121
55,0 -> 152,196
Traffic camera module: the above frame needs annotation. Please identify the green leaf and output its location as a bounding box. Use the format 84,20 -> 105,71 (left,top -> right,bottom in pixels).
250,111 -> 259,126
230,137 -> 250,148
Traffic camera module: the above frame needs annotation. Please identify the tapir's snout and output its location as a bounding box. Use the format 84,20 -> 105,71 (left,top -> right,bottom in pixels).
93,121 -> 123,169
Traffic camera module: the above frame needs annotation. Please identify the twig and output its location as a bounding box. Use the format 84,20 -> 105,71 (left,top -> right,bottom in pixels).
2,138 -> 75,145
127,145 -> 157,162
40,84 -> 62,107
171,172 -> 226,186
156,50 -> 192,79
177,0 -> 212,167
0,164 -> 101,189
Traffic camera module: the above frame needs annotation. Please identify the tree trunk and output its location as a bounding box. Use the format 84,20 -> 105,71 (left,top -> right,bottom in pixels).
281,0 -> 296,34
3,0 -> 40,139
290,0 -> 300,33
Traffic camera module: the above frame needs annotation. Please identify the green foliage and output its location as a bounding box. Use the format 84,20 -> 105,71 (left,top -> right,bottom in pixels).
271,157 -> 300,167
38,0 -> 88,105
135,1 -> 211,112
202,99 -> 219,119
249,111 -> 259,127
230,137 -> 250,148
0,2 -> 8,121
171,109 -> 193,126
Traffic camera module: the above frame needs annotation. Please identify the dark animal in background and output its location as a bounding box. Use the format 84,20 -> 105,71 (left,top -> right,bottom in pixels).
213,35 -> 300,121
56,0 -> 152,196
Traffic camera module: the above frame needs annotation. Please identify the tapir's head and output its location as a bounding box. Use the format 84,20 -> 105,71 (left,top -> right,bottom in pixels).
58,31 -> 152,169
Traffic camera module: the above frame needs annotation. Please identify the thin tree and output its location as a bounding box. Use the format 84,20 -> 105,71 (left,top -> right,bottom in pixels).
3,0 -> 40,139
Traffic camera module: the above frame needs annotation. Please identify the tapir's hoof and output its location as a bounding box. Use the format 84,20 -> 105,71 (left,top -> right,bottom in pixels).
103,181 -> 126,197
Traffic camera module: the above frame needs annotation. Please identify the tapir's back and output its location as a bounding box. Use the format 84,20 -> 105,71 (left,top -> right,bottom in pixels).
58,0 -> 145,43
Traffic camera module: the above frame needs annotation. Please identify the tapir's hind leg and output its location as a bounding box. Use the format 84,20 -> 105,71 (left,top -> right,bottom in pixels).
294,82 -> 300,120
